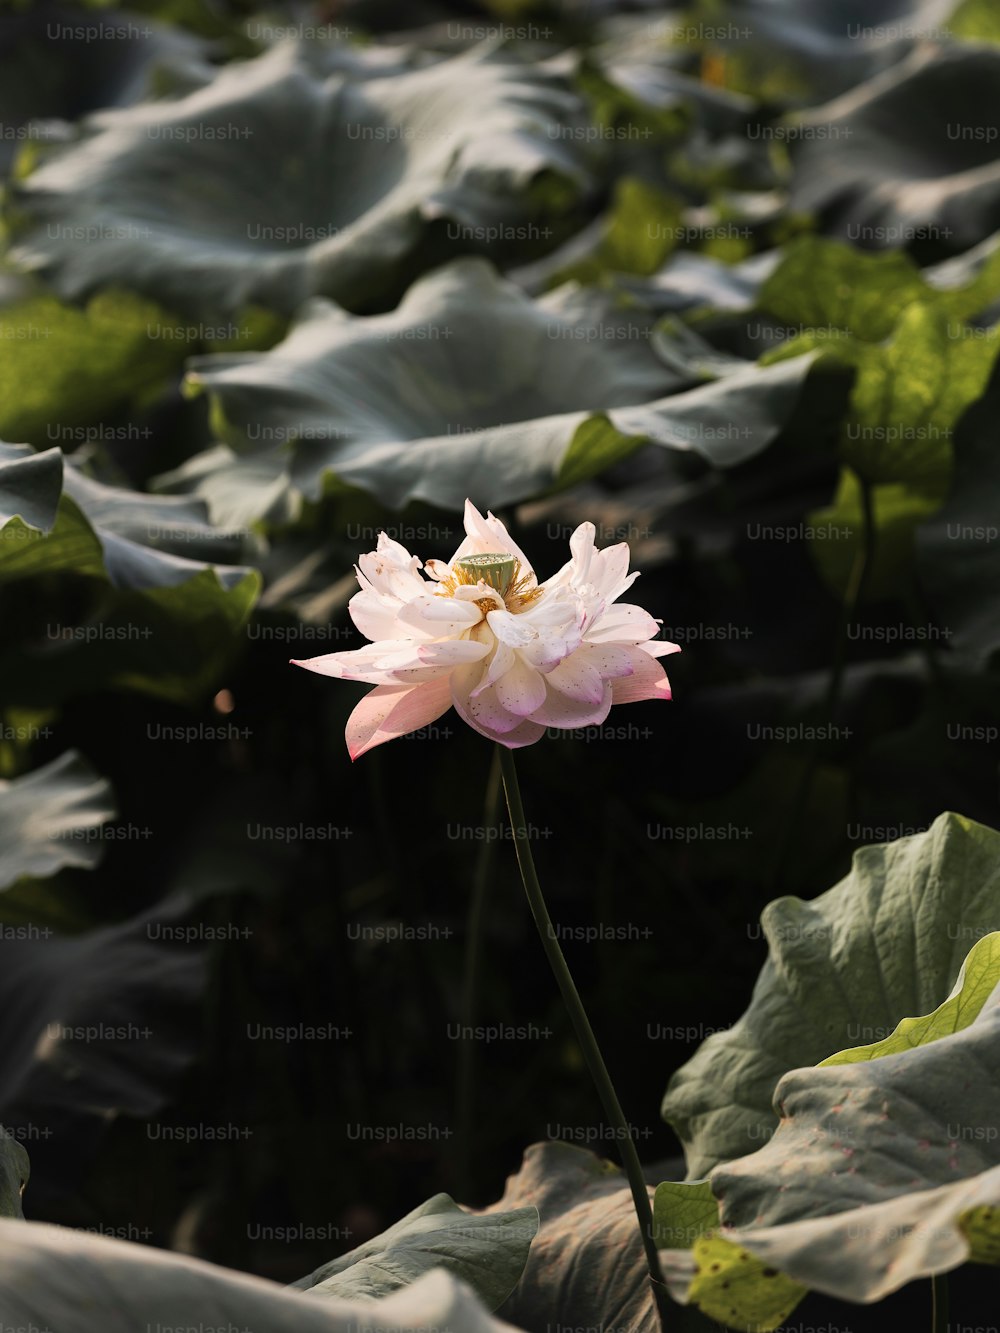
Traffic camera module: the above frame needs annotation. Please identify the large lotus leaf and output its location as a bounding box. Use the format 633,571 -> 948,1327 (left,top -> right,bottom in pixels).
0,6 -> 207,177
801,304 -> 1000,600
154,441 -> 295,532
0,751 -> 116,889
916,393 -> 1000,667
788,45 -> 1000,252
0,439 -> 253,592
482,1142 -> 658,1333
0,442 -> 62,533
294,1194 -> 538,1311
662,813 -> 1000,1179
0,1132 -> 28,1220
845,302 -> 999,485
0,900 -> 208,1210
7,43 -> 592,316
0,1222 -> 522,1333
183,257 -> 817,513
758,235 -> 1000,343
659,965 -> 1000,1329
0,442 -> 259,702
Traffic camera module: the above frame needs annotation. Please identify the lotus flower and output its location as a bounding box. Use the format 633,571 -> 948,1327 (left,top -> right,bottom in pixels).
292,502 -> 679,759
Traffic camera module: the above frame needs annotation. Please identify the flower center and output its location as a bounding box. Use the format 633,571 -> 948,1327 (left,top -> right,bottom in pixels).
453,552 -> 519,596
438,552 -> 544,617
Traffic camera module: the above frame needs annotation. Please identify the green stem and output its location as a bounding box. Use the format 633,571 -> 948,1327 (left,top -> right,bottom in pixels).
496,745 -> 670,1329
455,747 -> 502,1200
931,1271 -> 949,1333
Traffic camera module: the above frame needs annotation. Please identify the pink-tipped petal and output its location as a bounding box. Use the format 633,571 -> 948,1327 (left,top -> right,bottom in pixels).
345,676 -> 454,760
529,678 -> 613,729
543,653 -> 606,705
494,656 -> 548,716
452,662 -> 536,737
291,640 -> 451,685
610,648 -> 673,703
491,716 -> 548,748
575,643 -> 636,678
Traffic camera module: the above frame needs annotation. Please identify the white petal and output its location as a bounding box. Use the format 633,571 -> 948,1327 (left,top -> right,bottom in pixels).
474,640 -> 515,693
486,607 -> 538,647
348,587 -> 407,643
357,542 -> 427,603
417,640 -> 491,668
643,639 -> 682,658
567,522 -> 596,583
585,602 -> 661,644
454,583 -> 504,611
396,593 -> 483,637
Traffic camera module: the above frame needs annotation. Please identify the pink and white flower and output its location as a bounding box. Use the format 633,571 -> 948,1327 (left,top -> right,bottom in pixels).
292,501 -> 679,759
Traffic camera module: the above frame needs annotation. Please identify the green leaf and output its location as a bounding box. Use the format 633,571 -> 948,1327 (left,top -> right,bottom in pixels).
662,812 -> 1000,1179
843,304 -> 997,488
805,306 -> 999,600
758,234 -> 1000,348
949,0 -> 1000,43
653,1179 -> 719,1249
808,468 -> 941,602
293,1195 -> 538,1311
0,1132 -> 28,1220
758,236 -> 932,343
0,442 -> 260,703
0,444 -> 62,533
821,930 -> 1000,1066
661,948 -> 1000,1329
0,751 -> 116,890
183,258 -> 816,515
663,1233 -> 806,1333
8,44 -> 592,316
0,1221 -> 516,1333
0,291 -> 189,445
540,176 -> 685,289
789,45 -> 1000,253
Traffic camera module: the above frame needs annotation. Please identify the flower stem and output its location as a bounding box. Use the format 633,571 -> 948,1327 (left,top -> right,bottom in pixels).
455,747 -> 502,1200
931,1272 -> 949,1333
496,744 -> 670,1329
